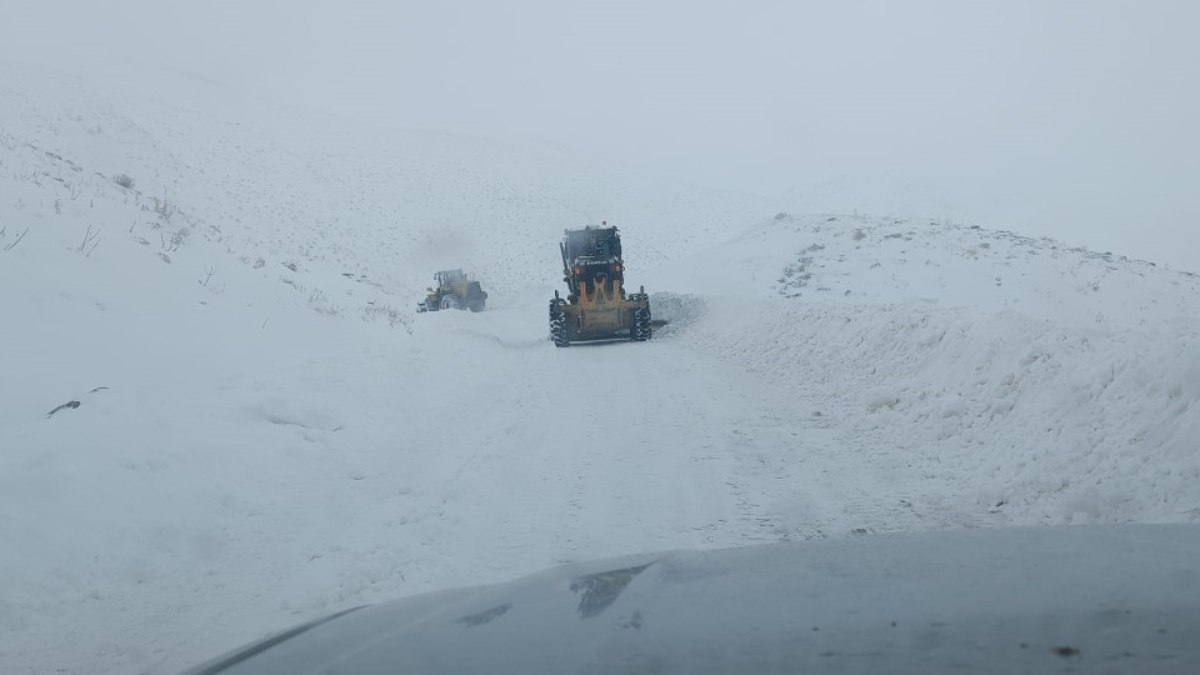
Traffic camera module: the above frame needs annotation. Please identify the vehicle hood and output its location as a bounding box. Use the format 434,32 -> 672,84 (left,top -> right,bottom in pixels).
181,524 -> 1200,674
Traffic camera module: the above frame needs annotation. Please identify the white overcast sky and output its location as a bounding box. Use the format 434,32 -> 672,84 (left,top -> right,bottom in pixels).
3,0 -> 1197,269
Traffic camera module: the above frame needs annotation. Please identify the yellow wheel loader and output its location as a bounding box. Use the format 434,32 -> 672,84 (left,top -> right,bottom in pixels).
549,224 -> 651,347
417,269 -> 488,313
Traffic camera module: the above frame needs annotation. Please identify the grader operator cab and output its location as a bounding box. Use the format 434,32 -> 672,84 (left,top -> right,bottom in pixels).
549,224 -> 651,347
417,269 -> 487,313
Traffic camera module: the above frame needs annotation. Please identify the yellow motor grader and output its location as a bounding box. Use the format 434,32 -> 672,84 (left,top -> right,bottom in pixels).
549,224 -> 651,347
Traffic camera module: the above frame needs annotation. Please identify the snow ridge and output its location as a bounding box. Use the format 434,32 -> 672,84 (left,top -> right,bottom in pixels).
668,212 -> 1200,527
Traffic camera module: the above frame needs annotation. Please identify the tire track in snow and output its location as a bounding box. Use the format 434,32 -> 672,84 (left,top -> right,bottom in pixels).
382,315 -> 778,589
283,300 -> 992,615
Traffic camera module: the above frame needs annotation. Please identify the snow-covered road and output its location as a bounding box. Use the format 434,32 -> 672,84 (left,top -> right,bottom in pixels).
5,263 -> 1193,674
364,293 -> 965,584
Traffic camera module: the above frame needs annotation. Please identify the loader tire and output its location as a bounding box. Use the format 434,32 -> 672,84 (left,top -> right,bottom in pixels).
549,300 -> 569,347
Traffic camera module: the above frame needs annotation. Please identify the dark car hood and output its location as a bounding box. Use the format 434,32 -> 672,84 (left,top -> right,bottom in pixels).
181,524 -> 1200,674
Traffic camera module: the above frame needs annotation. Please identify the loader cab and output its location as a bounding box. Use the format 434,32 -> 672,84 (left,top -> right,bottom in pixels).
434,269 -> 466,287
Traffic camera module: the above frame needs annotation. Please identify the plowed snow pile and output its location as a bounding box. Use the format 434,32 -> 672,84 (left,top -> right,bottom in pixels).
1,61 -> 1197,675
663,213 -> 1200,525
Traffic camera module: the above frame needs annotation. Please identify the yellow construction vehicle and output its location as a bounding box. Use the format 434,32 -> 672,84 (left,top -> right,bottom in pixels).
549,224 -> 650,347
417,269 -> 487,313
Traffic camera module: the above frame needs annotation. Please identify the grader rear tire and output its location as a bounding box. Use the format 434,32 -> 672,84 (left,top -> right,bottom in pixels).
549,301 -> 569,347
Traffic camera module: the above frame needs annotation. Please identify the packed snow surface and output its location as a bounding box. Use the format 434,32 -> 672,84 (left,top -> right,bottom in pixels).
1,60 -> 1198,674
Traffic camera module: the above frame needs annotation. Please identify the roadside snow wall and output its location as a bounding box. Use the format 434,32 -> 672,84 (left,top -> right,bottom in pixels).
694,299 -> 1200,525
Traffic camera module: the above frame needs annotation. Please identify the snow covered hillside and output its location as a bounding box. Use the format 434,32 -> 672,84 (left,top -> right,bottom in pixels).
2,59 -> 1198,675
0,61 -> 767,298
656,214 -> 1200,527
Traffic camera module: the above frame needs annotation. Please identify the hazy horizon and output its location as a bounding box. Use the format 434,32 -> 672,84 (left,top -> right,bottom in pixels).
3,0 -> 1197,270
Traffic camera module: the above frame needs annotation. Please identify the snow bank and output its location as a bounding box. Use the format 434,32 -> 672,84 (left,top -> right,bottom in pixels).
679,212 -> 1200,526
646,292 -> 707,338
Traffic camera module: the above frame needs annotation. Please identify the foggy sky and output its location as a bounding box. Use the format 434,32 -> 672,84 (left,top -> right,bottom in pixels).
3,0 -> 1197,270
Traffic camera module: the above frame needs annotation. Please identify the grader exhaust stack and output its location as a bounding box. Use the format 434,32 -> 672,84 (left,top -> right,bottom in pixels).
549,224 -> 651,347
